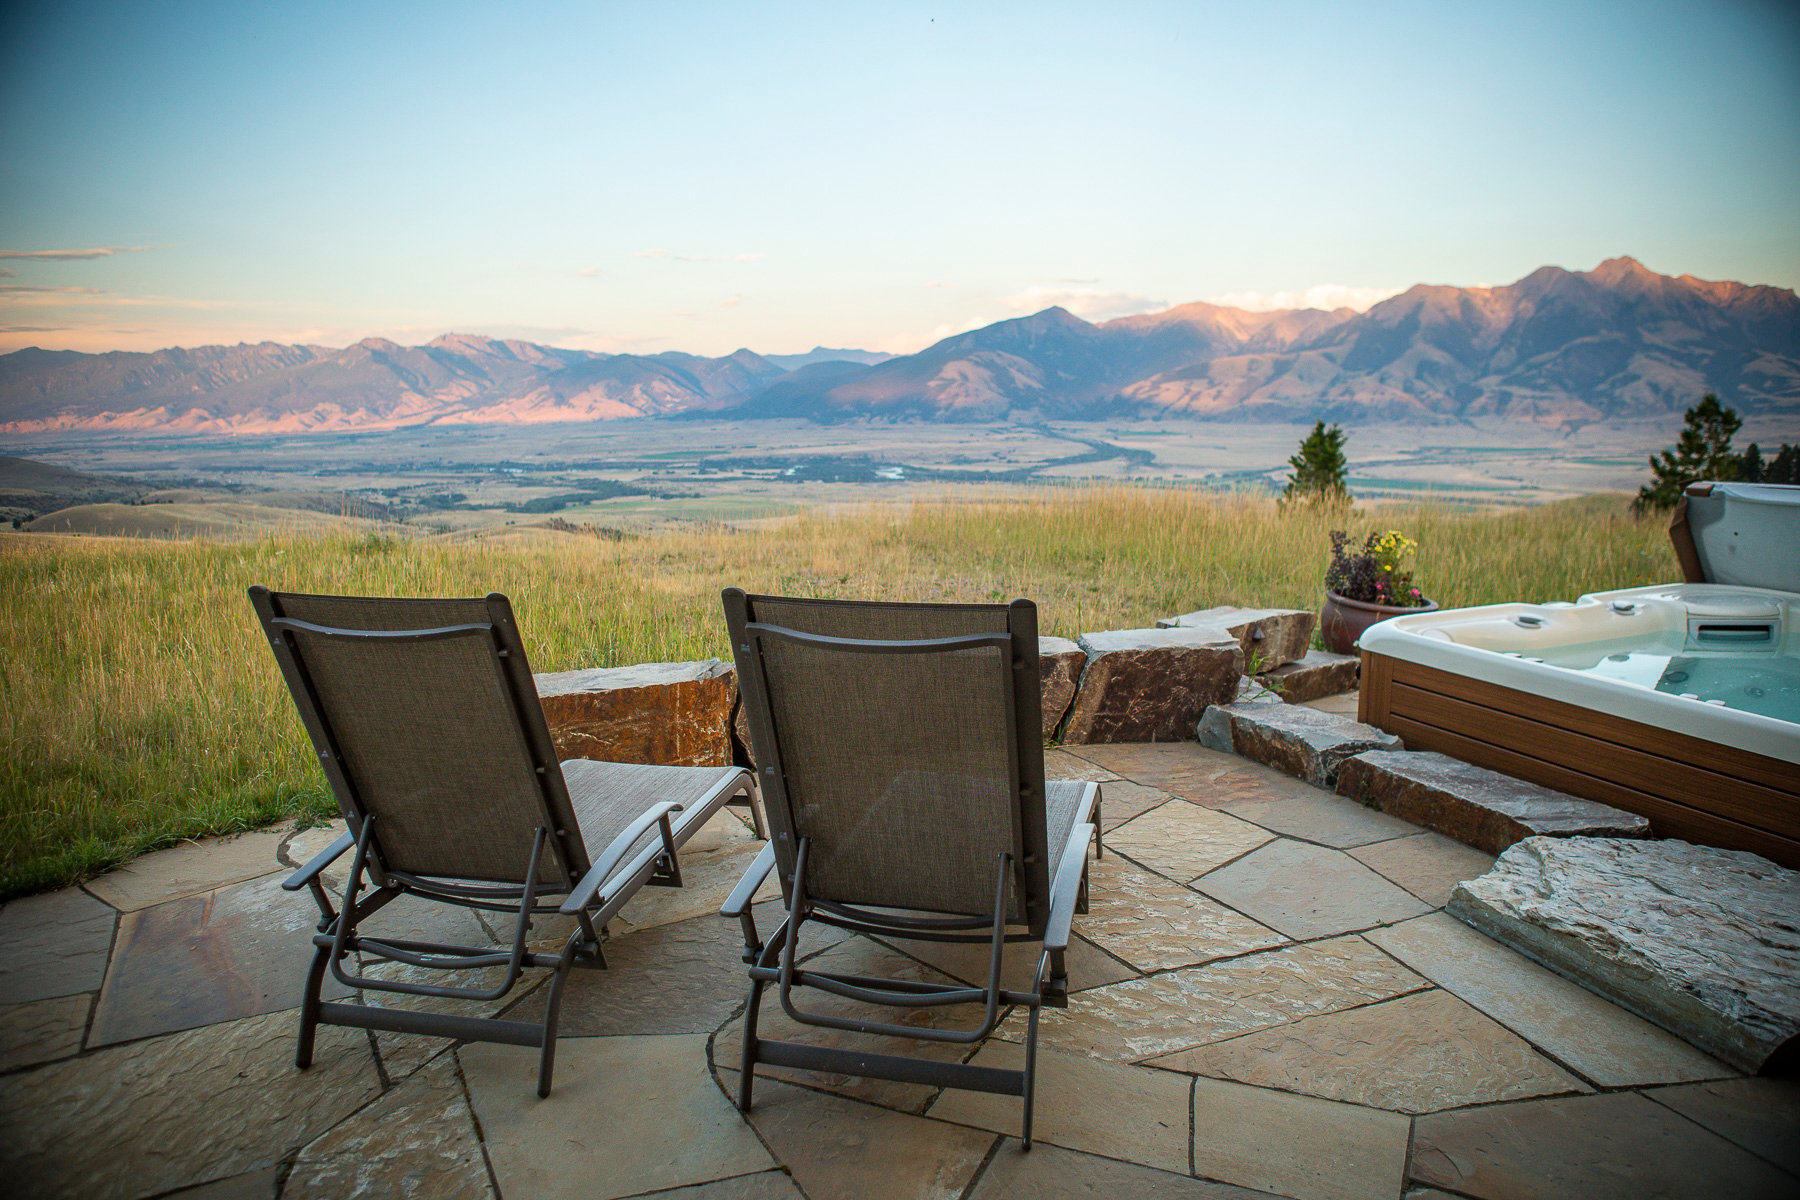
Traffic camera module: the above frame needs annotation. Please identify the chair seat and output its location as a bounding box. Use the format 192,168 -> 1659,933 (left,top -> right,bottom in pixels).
563,760 -> 747,899
1045,779 -> 1092,869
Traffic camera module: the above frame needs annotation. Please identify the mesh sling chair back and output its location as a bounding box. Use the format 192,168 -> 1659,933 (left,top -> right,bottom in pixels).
720,589 -> 1100,1148
250,586 -> 755,1096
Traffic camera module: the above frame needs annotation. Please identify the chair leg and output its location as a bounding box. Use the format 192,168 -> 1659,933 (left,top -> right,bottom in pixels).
536,934 -> 586,1098
1021,1000 -> 1042,1151
296,941 -> 330,1069
737,978 -> 765,1112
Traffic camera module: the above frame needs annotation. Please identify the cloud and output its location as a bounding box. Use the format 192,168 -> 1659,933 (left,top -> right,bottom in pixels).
0,267 -> 14,278
0,245 -> 158,260
0,285 -> 107,295
575,266 -> 602,278
720,294 -> 743,309
1204,283 -> 1405,313
1001,285 -> 1165,321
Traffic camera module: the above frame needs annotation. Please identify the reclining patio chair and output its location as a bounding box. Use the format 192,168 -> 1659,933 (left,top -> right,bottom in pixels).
250,586 -> 755,1096
719,589 -> 1101,1148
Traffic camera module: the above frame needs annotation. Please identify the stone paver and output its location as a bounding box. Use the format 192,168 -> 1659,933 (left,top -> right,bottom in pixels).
0,1010 -> 379,1200
1026,934 -> 1428,1063
744,1078 -> 995,1200
928,1042 -> 1192,1175
1366,913 -> 1729,1087
1190,1075 -> 1411,1200
1349,831 -> 1496,908
1450,835 -> 1800,1073
0,993 -> 89,1072
1193,838 -> 1430,939
1094,779 -> 1181,831
284,1053 -> 492,1199
1411,1091 -> 1798,1199
0,886 -> 115,1006
1154,988 -> 1589,1113
83,827 -> 296,912
1199,702 -> 1403,788
463,1034 -> 772,1200
1644,1076 -> 1800,1178
1222,787 -> 1421,848
966,1140 -> 1271,1199
1077,856 -> 1285,973
1108,801 -> 1273,883
89,870 -> 349,1047
880,927 -> 1137,994
6,737 -> 1783,1200
1058,742 -> 1249,806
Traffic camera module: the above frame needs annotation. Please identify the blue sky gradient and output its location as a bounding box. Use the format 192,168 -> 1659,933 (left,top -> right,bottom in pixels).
3,0 -> 1797,355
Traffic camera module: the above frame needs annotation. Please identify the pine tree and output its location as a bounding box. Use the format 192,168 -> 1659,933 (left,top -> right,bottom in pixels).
1770,444 -> 1800,485
1281,421 -> 1349,508
1739,443 -> 1764,482
1632,394 -> 1742,514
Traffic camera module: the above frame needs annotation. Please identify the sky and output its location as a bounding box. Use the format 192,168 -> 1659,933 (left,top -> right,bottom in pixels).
2,0 -> 1797,358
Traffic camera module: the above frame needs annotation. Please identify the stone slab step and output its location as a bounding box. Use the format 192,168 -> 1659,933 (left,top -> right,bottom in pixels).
1448,836 -> 1800,1073
1256,649 -> 1358,704
1336,750 -> 1650,855
1157,606 -> 1315,671
1197,702 -> 1401,788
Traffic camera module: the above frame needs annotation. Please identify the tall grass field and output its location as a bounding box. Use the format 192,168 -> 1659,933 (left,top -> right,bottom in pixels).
0,487 -> 1678,897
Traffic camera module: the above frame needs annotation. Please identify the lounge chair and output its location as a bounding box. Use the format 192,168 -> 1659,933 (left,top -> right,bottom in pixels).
719,589 -> 1101,1148
250,586 -> 755,1096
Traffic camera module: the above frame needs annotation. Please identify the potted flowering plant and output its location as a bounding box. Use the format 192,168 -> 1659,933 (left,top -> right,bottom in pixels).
1320,529 -> 1438,654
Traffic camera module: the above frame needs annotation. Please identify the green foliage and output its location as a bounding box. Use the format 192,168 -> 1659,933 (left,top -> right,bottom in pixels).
1281,421 -> 1350,508
1633,394 -> 1742,513
1738,441 -> 1800,485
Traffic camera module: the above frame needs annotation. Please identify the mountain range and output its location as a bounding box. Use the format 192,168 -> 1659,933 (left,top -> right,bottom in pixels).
2,258 -> 1795,434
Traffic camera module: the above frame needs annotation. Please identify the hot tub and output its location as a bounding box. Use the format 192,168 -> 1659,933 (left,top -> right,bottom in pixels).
1360,585 -> 1800,868
1359,480 -> 1800,867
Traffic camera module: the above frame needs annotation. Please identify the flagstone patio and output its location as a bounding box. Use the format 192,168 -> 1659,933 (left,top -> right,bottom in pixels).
2,735 -> 1795,1200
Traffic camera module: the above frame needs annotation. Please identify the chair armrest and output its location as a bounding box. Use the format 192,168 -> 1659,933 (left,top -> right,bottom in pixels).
721,843 -> 777,917
559,801 -> 682,916
282,830 -> 353,891
1043,822 -> 1095,952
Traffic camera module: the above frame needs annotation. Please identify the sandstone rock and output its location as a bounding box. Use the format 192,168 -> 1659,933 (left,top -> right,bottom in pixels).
536,659 -> 735,767
1256,649 -> 1358,704
0,888 -> 115,1007
1447,836 -> 1800,1074
1158,606 -> 1316,671
1200,703 -> 1401,788
1336,750 -> 1649,854
1060,628 -> 1242,744
1038,635 -> 1084,739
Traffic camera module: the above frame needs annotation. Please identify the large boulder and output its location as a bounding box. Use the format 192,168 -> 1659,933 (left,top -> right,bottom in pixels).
536,660 -> 736,767
1449,837 -> 1800,1073
1158,606 -> 1315,671
1038,636 -> 1085,741
1198,702 -> 1401,788
1060,628 -> 1243,744
1336,750 -> 1649,854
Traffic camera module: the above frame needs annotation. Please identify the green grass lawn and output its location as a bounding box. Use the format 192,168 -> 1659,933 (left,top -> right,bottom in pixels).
0,486 -> 1679,897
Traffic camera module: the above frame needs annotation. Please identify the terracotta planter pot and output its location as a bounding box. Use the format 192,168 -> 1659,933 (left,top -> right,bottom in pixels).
1320,590 -> 1439,655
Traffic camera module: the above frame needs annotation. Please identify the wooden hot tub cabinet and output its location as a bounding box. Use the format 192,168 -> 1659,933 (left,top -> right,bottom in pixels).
1358,650 -> 1800,870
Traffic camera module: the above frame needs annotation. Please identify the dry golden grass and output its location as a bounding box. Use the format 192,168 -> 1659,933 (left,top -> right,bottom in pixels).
0,487 -> 1679,896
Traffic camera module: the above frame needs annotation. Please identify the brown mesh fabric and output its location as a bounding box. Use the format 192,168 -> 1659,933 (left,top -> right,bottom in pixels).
1044,779 -> 1090,863
756,632 -> 1020,917
561,760 -> 741,880
288,624 -> 569,885
748,596 -> 1008,642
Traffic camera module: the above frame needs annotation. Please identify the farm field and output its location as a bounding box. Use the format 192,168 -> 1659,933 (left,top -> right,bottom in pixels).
1,415 -> 1727,538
